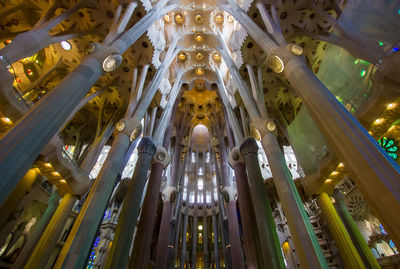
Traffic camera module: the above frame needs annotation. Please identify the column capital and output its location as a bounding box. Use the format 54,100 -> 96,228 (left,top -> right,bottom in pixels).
152,146 -> 170,168
223,186 -> 238,203
250,117 -> 277,138
228,147 -> 244,167
115,117 -> 142,141
239,137 -> 259,156
162,186 -> 177,202
137,137 -> 156,156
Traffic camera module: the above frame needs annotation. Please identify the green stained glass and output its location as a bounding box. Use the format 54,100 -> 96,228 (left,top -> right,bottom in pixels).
378,137 -> 399,160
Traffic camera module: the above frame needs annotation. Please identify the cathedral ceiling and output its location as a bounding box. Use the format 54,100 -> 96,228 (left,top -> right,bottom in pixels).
0,0 -> 342,147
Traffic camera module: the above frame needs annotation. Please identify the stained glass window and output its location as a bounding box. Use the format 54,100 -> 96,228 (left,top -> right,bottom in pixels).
378,137 -> 399,160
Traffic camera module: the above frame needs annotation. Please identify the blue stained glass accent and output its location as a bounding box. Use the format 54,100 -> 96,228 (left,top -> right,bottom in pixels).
393,47 -> 399,52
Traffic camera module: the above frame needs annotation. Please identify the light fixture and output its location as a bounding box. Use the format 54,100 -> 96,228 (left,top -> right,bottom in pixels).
44,162 -> 52,168
195,52 -> 204,61
324,179 -> 332,184
387,103 -> 396,109
374,118 -> 383,124
51,171 -> 61,177
198,225 -> 203,231
60,41 -> 72,51
164,14 -> 172,22
178,51 -> 187,61
196,67 -> 204,75
195,33 -> 204,43
102,54 -> 122,72
330,171 -> 339,176
194,14 -> 204,24
1,117 -> 12,124
175,13 -> 184,24
59,179 -> 67,184
213,52 -> 221,61
338,163 -> 344,169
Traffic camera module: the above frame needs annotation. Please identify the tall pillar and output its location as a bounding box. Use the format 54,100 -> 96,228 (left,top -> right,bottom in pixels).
317,192 -> 366,269
105,137 -> 156,269
212,209 -> 221,269
54,120 -> 140,269
260,131 -> 328,268
220,1 -> 400,245
25,193 -> 77,268
239,138 -> 285,269
180,207 -> 189,269
216,140 -> 245,269
0,1 -> 173,207
11,192 -> 60,269
0,168 -> 40,228
332,189 -> 381,269
129,147 -> 170,269
228,147 -> 262,269
203,212 -> 209,269
191,210 -> 198,269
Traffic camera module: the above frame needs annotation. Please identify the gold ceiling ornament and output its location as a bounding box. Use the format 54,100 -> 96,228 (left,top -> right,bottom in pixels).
195,33 -> 204,43
227,15 -> 234,22
175,13 -> 184,24
178,51 -> 187,61
289,43 -> 303,56
164,14 -> 172,23
267,120 -> 276,132
116,120 -> 126,131
215,13 -> 224,24
195,52 -> 204,61
213,52 -> 221,61
195,67 -> 205,75
268,54 -> 285,73
194,13 -> 204,24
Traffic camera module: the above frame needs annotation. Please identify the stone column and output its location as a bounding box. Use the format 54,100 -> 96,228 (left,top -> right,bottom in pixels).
105,137 -> 156,269
221,1 -> 400,245
212,209 -> 221,269
332,189 -> 381,269
129,147 -> 170,269
239,138 -> 285,269
260,128 -> 328,268
228,147 -> 262,269
0,1 -> 172,207
11,191 -> 60,269
180,207 -> 189,269
203,212 -> 209,269
216,140 -> 245,269
191,210 -> 198,269
54,119 -> 140,269
0,168 -> 40,228
317,192 -> 366,269
25,193 -> 77,268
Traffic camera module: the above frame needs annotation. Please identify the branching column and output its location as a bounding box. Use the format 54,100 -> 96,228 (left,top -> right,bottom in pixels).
332,189 -> 381,269
11,191 -> 60,268
129,147 -> 170,269
212,209 -> 221,269
221,0 -> 400,245
0,1 -> 173,207
218,33 -> 328,268
317,192 -> 366,269
105,137 -> 156,269
228,148 -> 264,268
180,207 -> 189,269
26,193 -> 77,268
239,138 -> 285,269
